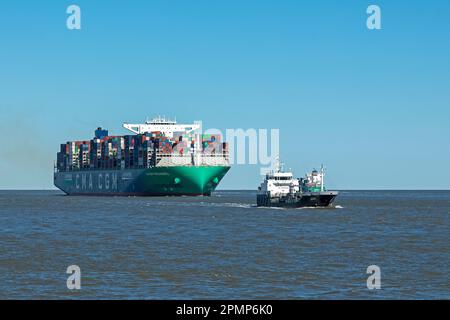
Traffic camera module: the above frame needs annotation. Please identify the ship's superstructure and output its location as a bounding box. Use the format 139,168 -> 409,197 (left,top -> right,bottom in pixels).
54,117 -> 230,196
301,167 -> 326,193
122,116 -> 202,138
258,160 -> 299,198
257,161 -> 338,208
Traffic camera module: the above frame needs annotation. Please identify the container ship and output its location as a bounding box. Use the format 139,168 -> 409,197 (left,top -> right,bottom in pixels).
54,117 -> 230,196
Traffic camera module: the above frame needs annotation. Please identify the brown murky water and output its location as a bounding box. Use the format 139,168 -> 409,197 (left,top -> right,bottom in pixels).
0,190 -> 449,299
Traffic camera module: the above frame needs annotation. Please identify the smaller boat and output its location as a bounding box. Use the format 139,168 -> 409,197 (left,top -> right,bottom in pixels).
256,160 -> 339,208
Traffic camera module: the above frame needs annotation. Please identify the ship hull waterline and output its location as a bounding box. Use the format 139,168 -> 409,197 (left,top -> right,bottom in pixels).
256,192 -> 339,208
54,166 -> 230,196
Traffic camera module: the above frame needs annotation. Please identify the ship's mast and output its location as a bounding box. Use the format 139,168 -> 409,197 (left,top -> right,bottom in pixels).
274,156 -> 281,173
320,164 -> 325,192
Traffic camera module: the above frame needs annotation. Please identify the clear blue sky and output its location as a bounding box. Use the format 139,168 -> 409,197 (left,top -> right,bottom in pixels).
0,0 -> 449,190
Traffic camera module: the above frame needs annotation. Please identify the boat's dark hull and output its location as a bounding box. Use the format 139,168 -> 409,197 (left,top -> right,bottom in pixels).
256,191 -> 339,208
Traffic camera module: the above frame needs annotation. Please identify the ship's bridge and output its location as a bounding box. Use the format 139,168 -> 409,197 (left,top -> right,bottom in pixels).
260,170 -> 299,194
123,116 -> 201,138
266,171 -> 294,181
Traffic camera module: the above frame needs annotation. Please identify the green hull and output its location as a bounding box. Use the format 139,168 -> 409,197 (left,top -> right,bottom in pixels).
54,166 -> 230,196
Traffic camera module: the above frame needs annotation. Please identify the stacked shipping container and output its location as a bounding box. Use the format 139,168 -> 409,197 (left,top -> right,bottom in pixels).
56,128 -> 228,171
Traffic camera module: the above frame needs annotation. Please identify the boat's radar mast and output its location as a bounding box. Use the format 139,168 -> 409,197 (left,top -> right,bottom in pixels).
320,164 -> 326,192
273,156 -> 286,173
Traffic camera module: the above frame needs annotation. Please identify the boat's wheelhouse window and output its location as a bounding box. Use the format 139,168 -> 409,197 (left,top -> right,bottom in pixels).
274,177 -> 291,181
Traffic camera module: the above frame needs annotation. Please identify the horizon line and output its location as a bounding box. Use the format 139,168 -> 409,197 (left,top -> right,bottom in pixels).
1,189 -> 450,192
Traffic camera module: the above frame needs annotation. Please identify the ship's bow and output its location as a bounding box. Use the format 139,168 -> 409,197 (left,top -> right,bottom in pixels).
136,165 -> 230,196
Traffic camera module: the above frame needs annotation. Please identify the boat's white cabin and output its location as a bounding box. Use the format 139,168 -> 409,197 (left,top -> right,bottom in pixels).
258,170 -> 299,197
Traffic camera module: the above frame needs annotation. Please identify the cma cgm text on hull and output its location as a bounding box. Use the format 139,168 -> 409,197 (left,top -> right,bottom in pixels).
54,117 -> 230,196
